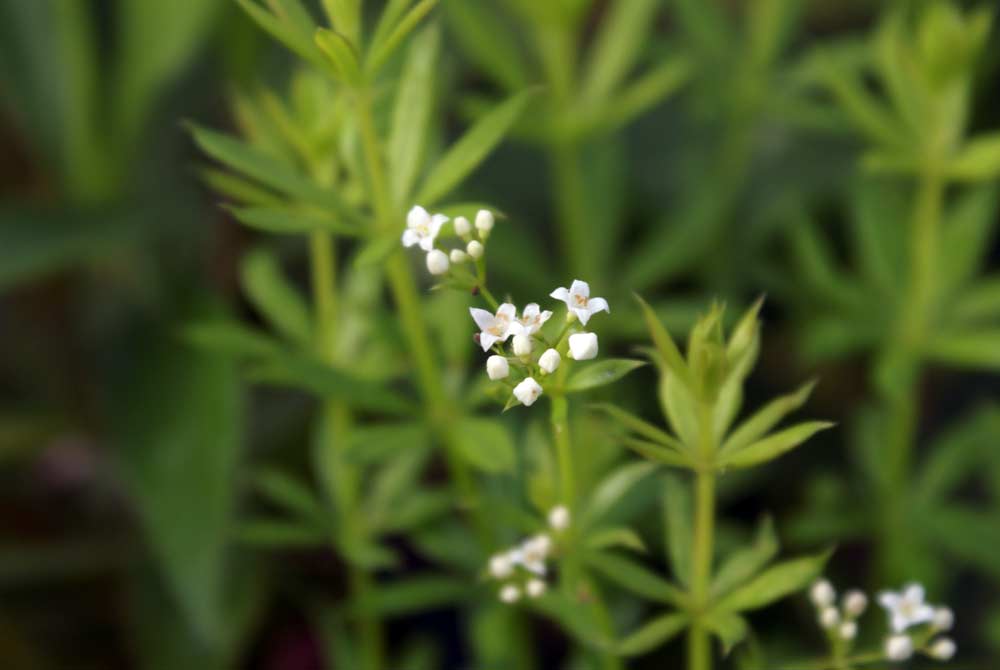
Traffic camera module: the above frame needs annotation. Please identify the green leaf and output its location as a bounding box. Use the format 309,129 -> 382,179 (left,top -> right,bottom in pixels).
591,403 -> 683,449
703,611 -> 748,656
951,276 -> 1000,325
241,249 -> 313,347
582,461 -> 660,527
618,436 -> 692,467
916,407 -> 1000,505
366,0 -> 438,75
355,576 -> 468,617
454,417 -> 516,473
416,88 -> 538,205
586,526 -> 647,554
924,504 -> 1000,580
580,0 -> 659,103
314,27 -> 361,84
345,422 -> 432,464
635,294 -> 690,382
939,185 -> 998,293
236,519 -> 326,548
253,468 -> 328,525
925,330 -> 1000,370
717,421 -> 832,469
578,56 -> 691,137
565,359 -> 645,393
354,235 -> 399,268
389,23 -> 440,203
182,320 -> 283,358
235,0 -> 325,67
226,206 -> 363,236
948,134 -> 1000,181
720,380 -> 817,456
663,473 -> 692,586
714,550 -> 831,613
443,0 -> 527,91
820,54 -> 905,149
711,517 -> 779,599
617,612 -> 688,657
322,0 -> 361,44
585,551 -> 686,605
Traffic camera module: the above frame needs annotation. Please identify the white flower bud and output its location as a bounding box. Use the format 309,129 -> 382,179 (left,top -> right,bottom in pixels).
466,240 -> 484,259
486,355 -> 509,381
548,505 -> 570,531
567,332 -> 598,360
513,377 -> 543,406
932,607 -> 954,631
522,534 -> 552,561
810,579 -> 836,609
425,249 -> 449,275
839,621 -> 857,641
512,334 -> 533,357
475,209 -> 494,238
885,635 -> 913,661
450,249 -> 469,264
499,584 -> 521,603
454,216 -> 471,236
929,637 -> 956,661
844,590 -> 868,617
489,553 -> 513,578
819,607 -> 840,629
538,348 -> 561,374
526,579 -> 547,598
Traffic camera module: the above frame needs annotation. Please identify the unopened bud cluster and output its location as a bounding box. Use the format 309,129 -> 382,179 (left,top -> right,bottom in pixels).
401,205 -> 495,276
486,506 -> 570,604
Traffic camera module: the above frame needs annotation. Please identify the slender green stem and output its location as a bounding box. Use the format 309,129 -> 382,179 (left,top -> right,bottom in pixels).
550,142 -> 593,280
688,399 -> 717,670
550,393 -> 574,506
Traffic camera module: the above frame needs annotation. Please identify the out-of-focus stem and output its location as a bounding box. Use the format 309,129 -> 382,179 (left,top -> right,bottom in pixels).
688,400 -> 717,670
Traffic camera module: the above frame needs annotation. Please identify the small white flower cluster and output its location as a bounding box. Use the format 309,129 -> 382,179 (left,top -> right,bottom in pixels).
879,583 -> 955,662
401,205 -> 494,276
487,506 -> 570,604
810,579 -> 867,643
473,280 -> 609,408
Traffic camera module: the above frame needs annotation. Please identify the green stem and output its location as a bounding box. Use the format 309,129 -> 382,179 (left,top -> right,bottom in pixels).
551,393 -> 574,506
689,400 -> 717,670
550,141 -> 593,279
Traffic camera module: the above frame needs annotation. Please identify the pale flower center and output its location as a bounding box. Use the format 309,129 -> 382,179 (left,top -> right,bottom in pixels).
573,294 -> 587,307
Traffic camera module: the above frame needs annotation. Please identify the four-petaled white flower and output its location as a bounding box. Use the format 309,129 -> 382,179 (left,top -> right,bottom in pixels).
550,280 -> 609,325
879,583 -> 935,633
513,377 -> 543,406
471,303 -> 517,352
511,303 -> 552,336
402,205 -> 448,251
568,332 -> 599,360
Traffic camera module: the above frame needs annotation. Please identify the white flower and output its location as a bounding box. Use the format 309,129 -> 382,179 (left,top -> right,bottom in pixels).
475,209 -> 494,237
467,240 -> 484,259
512,334 -> 533,357
932,607 -> 954,631
526,579 -> 547,598
819,607 -> 840,629
426,249 -> 449,275
454,216 -> 471,237
548,505 -> 570,530
879,583 -> 935,633
510,303 -> 553,336
839,621 -> 857,641
568,332 -> 599,360
520,534 -> 552,572
402,205 -> 448,251
450,249 -> 469,264
486,355 -> 509,380
499,584 -> 521,603
489,553 -> 514,579
885,635 -> 913,661
513,377 -> 543,407
811,579 -> 836,609
470,303 -> 516,352
538,348 -> 561,375
550,280 -> 610,325
844,590 -> 868,617
929,637 -> 956,661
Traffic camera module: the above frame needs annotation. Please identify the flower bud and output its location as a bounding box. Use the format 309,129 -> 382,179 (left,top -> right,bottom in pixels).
512,334 -> 533,357
810,579 -> 836,609
548,505 -> 570,530
454,216 -> 471,237
450,249 -> 469,264
425,249 -> 449,275
929,637 -> 955,661
489,553 -> 513,578
843,590 -> 868,617
538,348 -> 561,374
466,240 -> 484,259
932,607 -> 954,631
499,584 -> 521,604
567,332 -> 598,360
522,534 -> 552,563
839,621 -> 857,641
486,355 -> 509,380
526,579 -> 547,598
885,635 -> 913,661
513,377 -> 543,406
475,209 -> 494,238
819,607 -> 840,629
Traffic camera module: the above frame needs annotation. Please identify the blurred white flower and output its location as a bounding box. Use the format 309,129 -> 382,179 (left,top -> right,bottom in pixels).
879,583 -> 935,633
568,332 -> 599,360
929,637 -> 956,660
499,584 -> 521,604
548,505 -> 570,530
466,239 -> 484,259
513,377 -> 543,407
810,579 -> 836,609
489,553 -> 514,579
539,348 -> 561,375
511,303 -> 552,336
520,534 -> 552,573
470,303 -> 516,352
486,355 -> 509,380
844,590 -> 868,617
839,621 -> 857,641
819,607 -> 840,629
550,280 -> 609,325
526,579 -> 547,598
426,249 -> 449,275
475,209 -> 494,238
402,205 -> 447,251
512,334 -> 533,357
885,635 -> 913,661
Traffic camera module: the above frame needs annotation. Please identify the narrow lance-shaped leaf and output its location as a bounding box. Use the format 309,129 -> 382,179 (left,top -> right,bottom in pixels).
581,56 -> 691,137
443,0 -> 527,92
580,0 -> 659,103
947,134 -> 1000,181
618,436 -> 692,468
711,516 -> 779,599
241,249 -> 313,347
322,0 -> 361,45
454,417 -> 516,473
366,0 -> 438,76
314,27 -> 361,84
182,320 -> 283,359
663,472 -> 692,586
714,550 -> 831,613
389,23 -> 440,202
253,468 -> 328,525
703,611 -> 748,656
416,88 -> 538,205
581,462 -> 660,528
591,403 -> 684,449
586,526 -> 647,554
924,330 -> 1000,370
585,551 -> 686,606
720,380 -> 817,456
226,206 -> 364,237
235,0 -> 325,68
565,359 -> 645,393
635,294 -> 690,383
718,421 -> 833,469
617,613 -> 688,657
